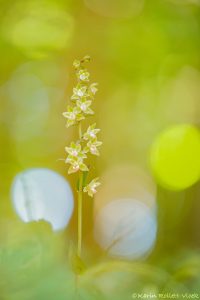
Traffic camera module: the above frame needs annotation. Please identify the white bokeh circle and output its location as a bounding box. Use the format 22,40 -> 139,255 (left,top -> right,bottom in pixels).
11,168 -> 74,231
94,198 -> 157,260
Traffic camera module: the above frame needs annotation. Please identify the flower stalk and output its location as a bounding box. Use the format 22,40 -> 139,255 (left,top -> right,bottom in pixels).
77,170 -> 83,257
63,56 -> 102,258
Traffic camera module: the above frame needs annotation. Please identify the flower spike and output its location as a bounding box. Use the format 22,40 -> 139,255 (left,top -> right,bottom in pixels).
62,56 -> 102,257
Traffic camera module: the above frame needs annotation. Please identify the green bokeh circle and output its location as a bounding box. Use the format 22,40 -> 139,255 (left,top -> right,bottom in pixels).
150,124 -> 200,190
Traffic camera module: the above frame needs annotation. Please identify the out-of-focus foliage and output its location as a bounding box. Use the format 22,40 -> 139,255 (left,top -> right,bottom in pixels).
0,220 -> 200,299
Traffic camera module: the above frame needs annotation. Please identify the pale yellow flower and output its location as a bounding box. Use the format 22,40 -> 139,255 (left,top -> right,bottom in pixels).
65,142 -> 88,174
65,142 -> 86,160
89,83 -> 98,95
67,157 -> 88,174
76,99 -> 94,115
71,85 -> 88,101
83,178 -> 101,197
73,59 -> 81,69
63,106 -> 84,127
84,138 -> 102,156
77,69 -> 90,82
83,123 -> 100,141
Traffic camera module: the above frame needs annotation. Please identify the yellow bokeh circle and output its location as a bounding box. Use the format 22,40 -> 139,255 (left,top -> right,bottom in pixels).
150,124 -> 200,190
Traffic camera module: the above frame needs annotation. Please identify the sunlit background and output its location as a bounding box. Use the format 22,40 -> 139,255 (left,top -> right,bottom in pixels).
0,0 -> 200,299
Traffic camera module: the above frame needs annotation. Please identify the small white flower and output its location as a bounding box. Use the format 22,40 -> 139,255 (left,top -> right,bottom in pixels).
76,99 -> 93,115
89,83 -> 98,95
83,178 -> 101,197
63,107 -> 76,119
83,124 -> 100,141
90,145 -> 97,154
65,142 -> 86,160
65,142 -> 88,174
71,85 -> 88,100
84,138 -> 102,156
78,69 -> 90,82
73,59 -> 81,69
67,157 -> 88,174
63,106 -> 84,127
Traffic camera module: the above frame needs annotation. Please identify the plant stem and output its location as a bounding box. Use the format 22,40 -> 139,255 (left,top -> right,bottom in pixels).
78,121 -> 82,140
78,171 -> 83,257
78,122 -> 83,257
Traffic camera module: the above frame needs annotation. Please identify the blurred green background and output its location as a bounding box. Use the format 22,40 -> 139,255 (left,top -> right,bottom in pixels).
0,0 -> 200,299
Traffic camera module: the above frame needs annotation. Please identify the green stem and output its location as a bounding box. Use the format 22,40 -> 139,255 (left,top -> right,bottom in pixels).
78,171 -> 83,257
78,121 -> 82,140
78,122 -> 83,257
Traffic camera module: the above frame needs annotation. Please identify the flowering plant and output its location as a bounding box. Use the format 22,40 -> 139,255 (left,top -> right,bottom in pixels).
63,56 -> 102,258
